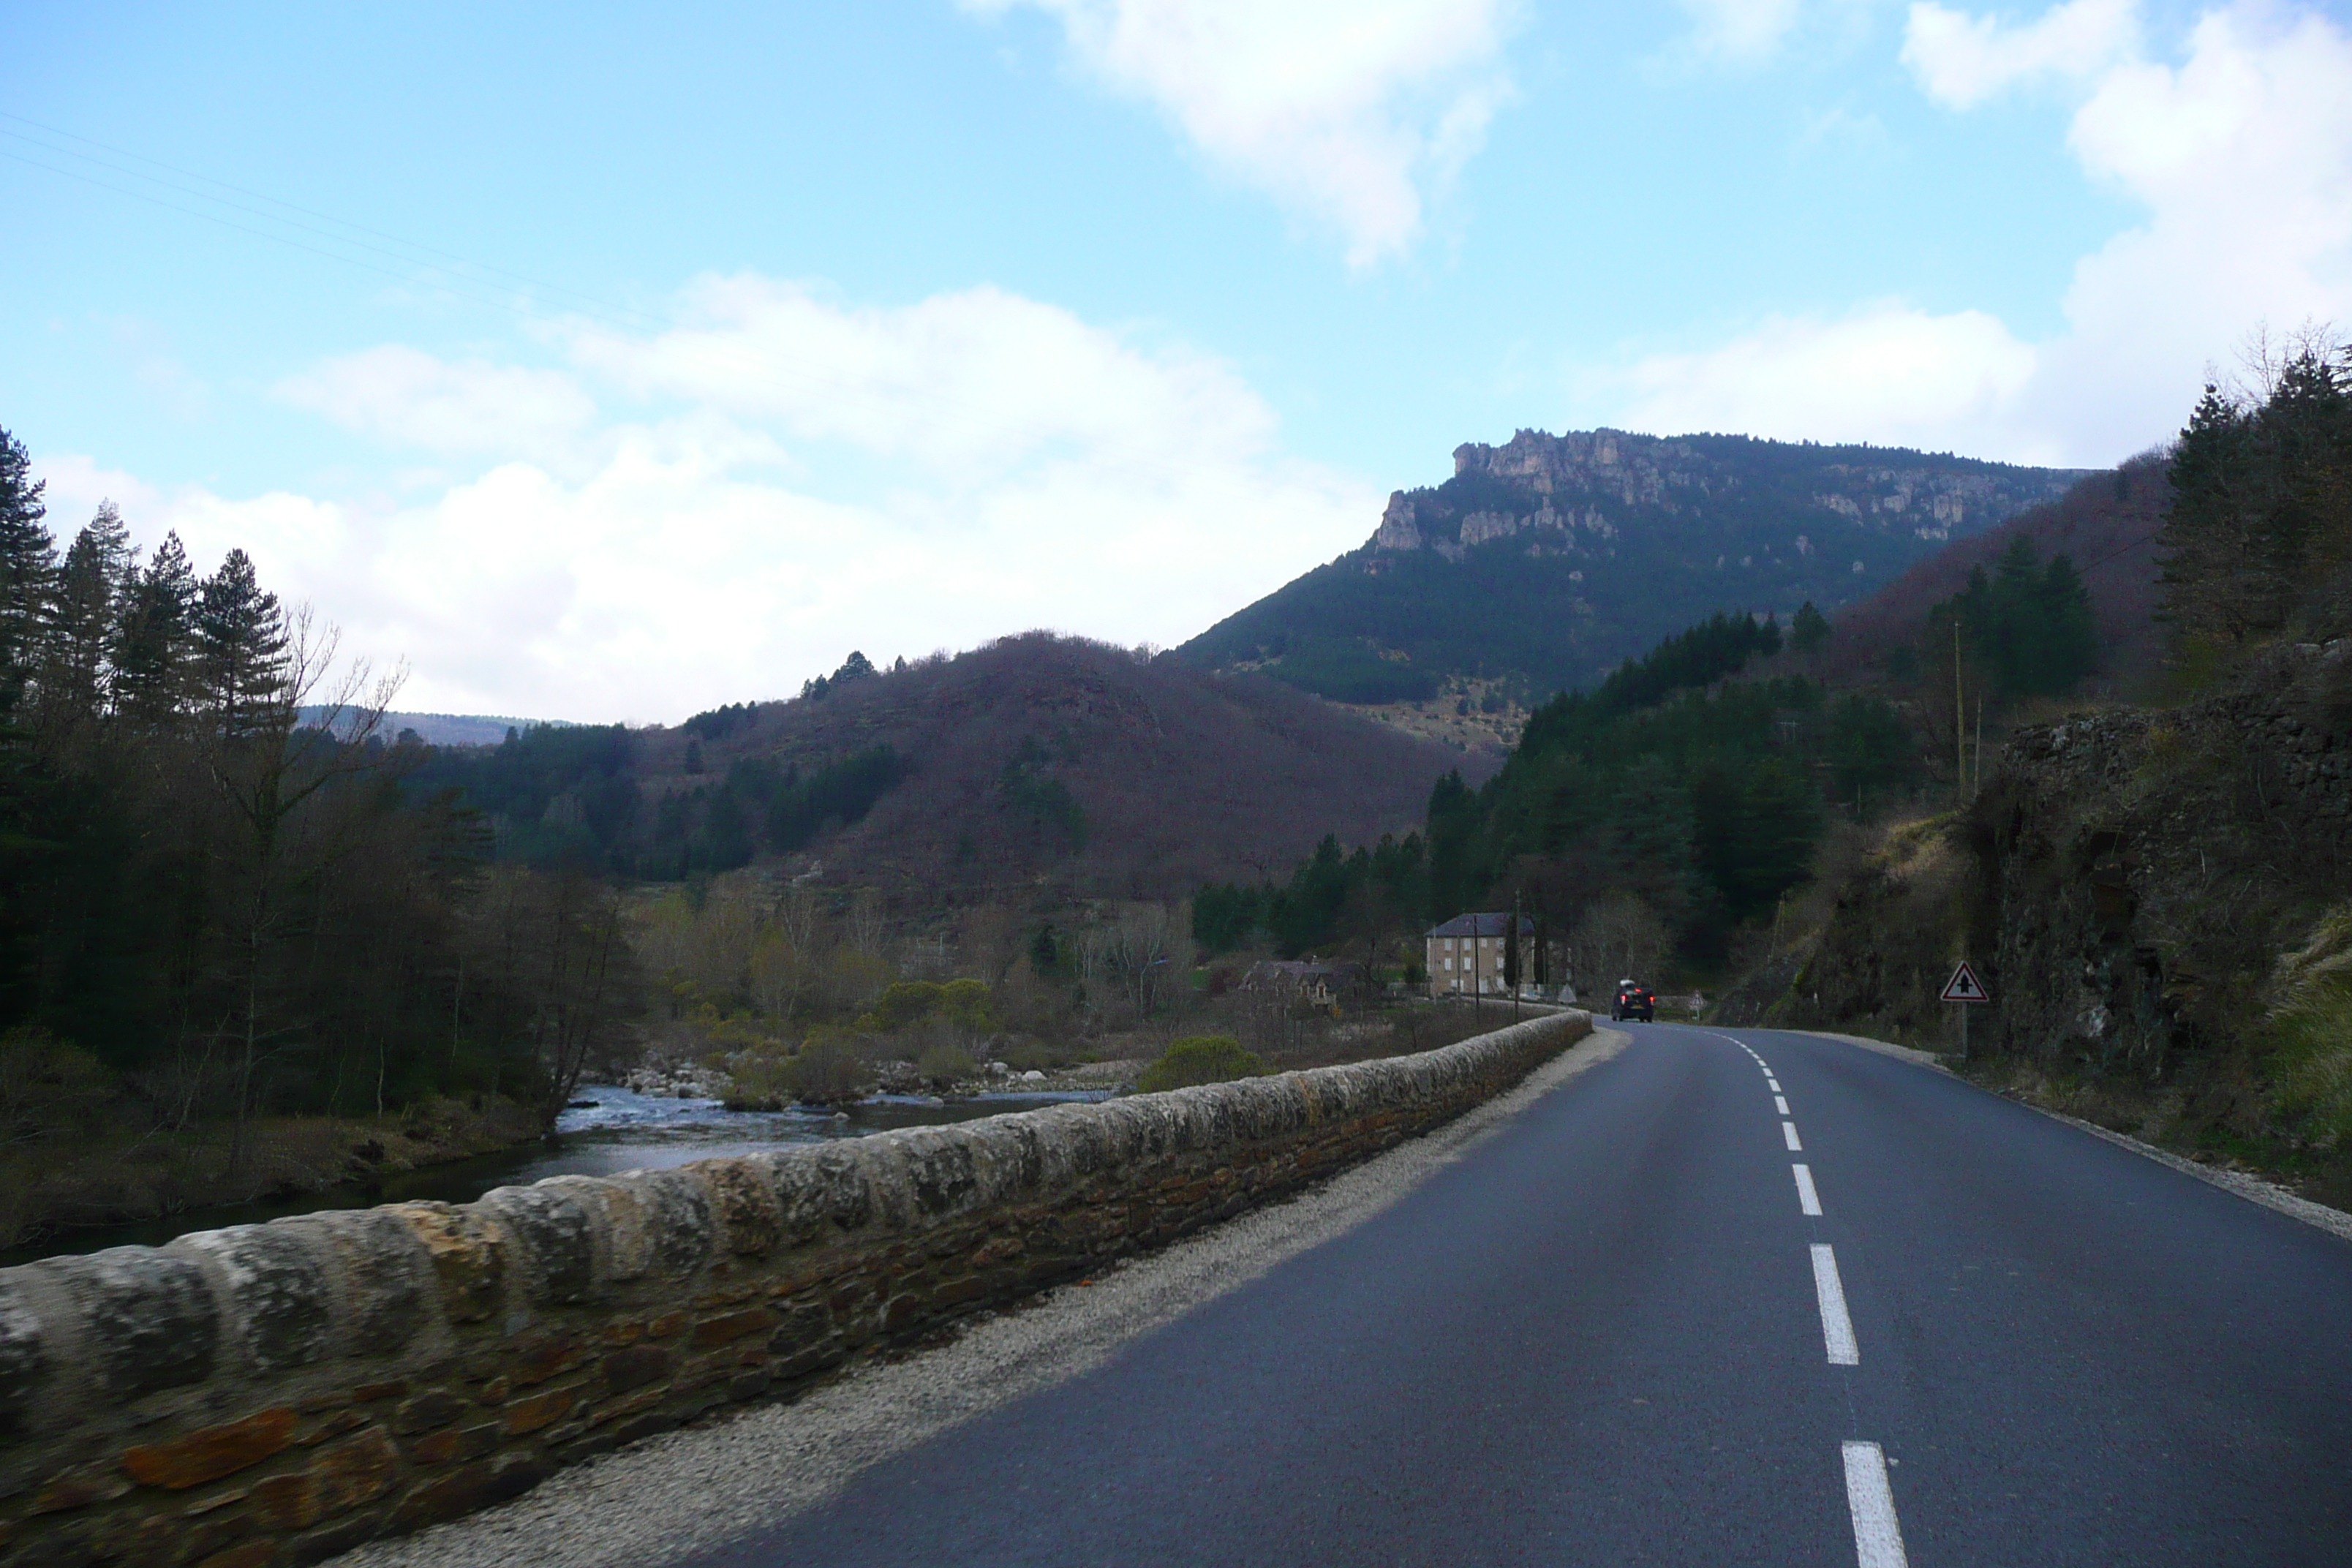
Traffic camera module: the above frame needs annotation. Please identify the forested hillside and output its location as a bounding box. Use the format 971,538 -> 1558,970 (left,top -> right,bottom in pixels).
1194,440 -> 2122,992
0,428 -> 640,1243
1179,427 -> 2086,705
1194,611 -> 1931,981
429,635 -> 1477,902
1821,455 -> 2169,695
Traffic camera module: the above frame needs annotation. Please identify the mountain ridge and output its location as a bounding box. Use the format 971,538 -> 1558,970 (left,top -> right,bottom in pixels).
1178,426 -> 2092,704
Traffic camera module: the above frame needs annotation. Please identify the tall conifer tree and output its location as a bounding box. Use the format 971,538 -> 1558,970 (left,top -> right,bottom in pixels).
114,532 -> 199,722
48,502 -> 135,725
0,428 -> 55,700
197,549 -> 286,736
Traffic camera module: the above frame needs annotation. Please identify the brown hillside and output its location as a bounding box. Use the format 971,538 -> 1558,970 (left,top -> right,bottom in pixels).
1823,454 -> 2169,692
649,634 -> 1486,905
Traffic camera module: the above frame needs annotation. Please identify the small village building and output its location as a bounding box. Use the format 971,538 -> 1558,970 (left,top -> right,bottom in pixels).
1424,913 -> 1539,999
1240,960 -> 1363,1008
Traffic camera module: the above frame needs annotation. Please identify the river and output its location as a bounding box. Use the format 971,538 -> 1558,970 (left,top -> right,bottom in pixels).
3,1084 -> 1113,1267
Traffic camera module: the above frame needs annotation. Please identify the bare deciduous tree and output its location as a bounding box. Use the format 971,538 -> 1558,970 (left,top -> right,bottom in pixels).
1569,894 -> 1670,994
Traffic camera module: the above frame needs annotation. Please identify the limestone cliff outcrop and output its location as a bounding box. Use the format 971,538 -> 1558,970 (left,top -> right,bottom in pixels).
1371,429 -> 2076,565
1183,426 -> 2088,701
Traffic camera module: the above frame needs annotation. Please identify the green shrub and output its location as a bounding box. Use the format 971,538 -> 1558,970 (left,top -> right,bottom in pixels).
917,1044 -> 977,1085
788,1029 -> 871,1104
870,981 -> 945,1030
938,978 -> 994,1031
2271,905 -> 2352,1146
1135,1035 -> 1268,1094
723,1048 -> 796,1111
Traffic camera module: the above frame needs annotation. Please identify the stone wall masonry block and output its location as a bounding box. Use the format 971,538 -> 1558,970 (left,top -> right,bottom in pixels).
599,1345 -> 673,1394
388,1392 -> 467,1436
894,1128 -> 978,1218
120,1409 -> 298,1490
499,1385 -> 578,1437
502,1330 -> 587,1388
385,1203 -> 505,1324
851,1139 -> 919,1232
690,1159 -> 783,1257
0,1011 -> 1584,1561
475,1186 -> 598,1307
0,1282 -> 48,1439
166,1227 -> 336,1378
617,1171 -> 714,1280
268,1210 -> 434,1361
31,1247 -> 218,1403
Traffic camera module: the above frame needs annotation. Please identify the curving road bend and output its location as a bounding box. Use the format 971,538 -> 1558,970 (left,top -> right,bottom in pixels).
653,1023 -> 2352,1566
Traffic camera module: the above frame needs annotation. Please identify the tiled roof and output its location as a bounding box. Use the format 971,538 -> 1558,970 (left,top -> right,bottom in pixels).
1425,913 -> 1537,938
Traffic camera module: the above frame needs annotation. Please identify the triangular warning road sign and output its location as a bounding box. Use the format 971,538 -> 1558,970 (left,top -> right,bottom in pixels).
1941,962 -> 1990,1003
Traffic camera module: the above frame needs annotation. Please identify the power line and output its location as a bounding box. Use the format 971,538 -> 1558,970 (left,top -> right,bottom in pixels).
0,113 -> 668,333
2067,525 -> 2162,578
0,113 -> 946,421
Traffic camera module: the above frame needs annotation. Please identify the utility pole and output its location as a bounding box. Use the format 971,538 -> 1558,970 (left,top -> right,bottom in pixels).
1954,619 -> 1967,802
1511,890 -> 1523,1022
1472,916 -> 1482,1027
1974,698 -> 1985,804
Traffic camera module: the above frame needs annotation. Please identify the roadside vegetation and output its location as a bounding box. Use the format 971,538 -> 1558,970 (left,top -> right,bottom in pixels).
1742,332 -> 2352,1202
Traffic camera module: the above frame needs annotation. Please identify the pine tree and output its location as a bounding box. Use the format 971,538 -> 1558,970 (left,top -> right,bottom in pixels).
2157,353 -> 2351,659
47,502 -> 135,725
0,427 -> 56,701
114,532 -> 199,722
1790,600 -> 1829,655
196,548 -> 286,735
2032,554 -> 2099,693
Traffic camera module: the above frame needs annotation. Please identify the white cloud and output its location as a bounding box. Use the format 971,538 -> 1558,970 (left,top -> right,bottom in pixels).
1599,302 -> 2046,457
1596,1 -> 2352,466
1901,0 -> 2139,108
963,0 -> 1516,265
276,346 -> 600,465
73,278 -> 1376,722
566,276 -> 1273,484
31,453 -> 162,524
1676,0 -> 1808,61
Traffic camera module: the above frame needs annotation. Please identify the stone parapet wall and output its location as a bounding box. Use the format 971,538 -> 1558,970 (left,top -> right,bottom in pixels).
0,1011 -> 1586,1567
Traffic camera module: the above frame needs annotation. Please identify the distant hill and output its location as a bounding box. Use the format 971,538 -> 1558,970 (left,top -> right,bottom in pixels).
416,635 -> 1487,905
1177,428 -> 2089,702
1819,454 -> 2168,695
301,709 -> 571,747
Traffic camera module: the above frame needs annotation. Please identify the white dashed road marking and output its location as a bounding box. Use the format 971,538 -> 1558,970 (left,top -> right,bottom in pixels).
1812,1243 -> 1859,1365
1842,1442 -> 1910,1568
1793,1164 -> 1822,1217
1711,1029 -> 1907,1568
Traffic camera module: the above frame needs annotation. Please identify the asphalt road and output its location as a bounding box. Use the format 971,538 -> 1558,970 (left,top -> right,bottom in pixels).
679,1024 -> 2352,1567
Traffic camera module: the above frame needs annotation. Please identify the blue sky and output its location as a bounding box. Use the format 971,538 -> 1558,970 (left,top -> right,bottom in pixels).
5,0 -> 2349,720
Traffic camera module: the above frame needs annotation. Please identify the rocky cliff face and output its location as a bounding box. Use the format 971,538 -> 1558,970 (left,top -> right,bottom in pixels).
1182,427 -> 2090,703
1747,640 -> 2352,1179
1985,643 -> 2352,1073
1371,429 -> 2076,564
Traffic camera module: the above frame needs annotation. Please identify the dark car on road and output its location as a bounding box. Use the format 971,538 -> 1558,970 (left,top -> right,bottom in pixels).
1612,981 -> 1654,1022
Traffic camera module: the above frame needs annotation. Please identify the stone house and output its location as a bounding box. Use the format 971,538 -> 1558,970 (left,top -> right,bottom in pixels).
1425,913 -> 1538,999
